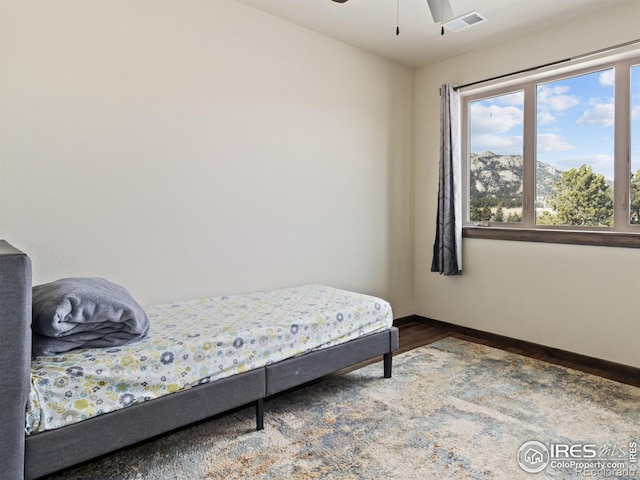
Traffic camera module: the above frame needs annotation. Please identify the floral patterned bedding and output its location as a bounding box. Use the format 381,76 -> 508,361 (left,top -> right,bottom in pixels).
26,285 -> 393,434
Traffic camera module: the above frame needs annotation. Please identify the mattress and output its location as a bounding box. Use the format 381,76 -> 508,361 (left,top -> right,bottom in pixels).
26,285 -> 393,434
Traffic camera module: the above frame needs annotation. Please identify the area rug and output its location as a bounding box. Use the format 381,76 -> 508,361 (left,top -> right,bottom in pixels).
45,338 -> 640,479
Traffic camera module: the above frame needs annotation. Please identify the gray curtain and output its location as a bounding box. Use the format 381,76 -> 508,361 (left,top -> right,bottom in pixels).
431,84 -> 462,275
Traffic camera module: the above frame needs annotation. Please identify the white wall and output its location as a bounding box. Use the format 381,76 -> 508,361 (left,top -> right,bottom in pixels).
4,0 -> 638,367
0,0 -> 414,316
414,1 -> 640,367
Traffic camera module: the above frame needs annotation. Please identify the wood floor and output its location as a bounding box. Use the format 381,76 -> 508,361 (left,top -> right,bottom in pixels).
393,318 -> 640,388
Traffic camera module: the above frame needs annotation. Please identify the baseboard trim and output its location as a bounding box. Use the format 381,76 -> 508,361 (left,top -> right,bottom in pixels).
392,315 -> 419,327
398,315 -> 640,388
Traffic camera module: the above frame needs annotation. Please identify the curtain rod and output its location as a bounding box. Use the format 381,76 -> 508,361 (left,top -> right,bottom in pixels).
454,38 -> 640,91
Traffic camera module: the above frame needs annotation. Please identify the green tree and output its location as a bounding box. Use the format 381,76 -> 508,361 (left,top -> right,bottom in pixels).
494,205 -> 505,222
506,211 -> 522,223
536,211 -> 557,225
631,169 -> 640,224
470,205 -> 493,222
481,205 -> 492,222
547,165 -> 613,226
470,206 -> 482,222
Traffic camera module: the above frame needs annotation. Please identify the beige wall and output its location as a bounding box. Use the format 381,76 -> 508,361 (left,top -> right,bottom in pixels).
2,0 -> 639,367
0,0 -> 414,315
414,1 -> 640,368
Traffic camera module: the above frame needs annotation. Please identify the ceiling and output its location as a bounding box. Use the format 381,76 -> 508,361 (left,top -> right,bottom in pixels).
236,0 -> 634,68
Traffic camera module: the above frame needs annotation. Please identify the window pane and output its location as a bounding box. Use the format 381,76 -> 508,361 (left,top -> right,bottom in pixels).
631,64 -> 640,225
468,91 -> 524,223
535,69 -> 614,227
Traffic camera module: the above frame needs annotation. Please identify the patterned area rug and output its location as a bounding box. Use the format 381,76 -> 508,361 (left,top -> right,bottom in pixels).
46,338 -> 640,479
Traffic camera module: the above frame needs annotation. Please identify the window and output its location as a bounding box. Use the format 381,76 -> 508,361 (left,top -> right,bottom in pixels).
632,65 -> 640,224
462,54 -> 640,245
468,91 -> 523,223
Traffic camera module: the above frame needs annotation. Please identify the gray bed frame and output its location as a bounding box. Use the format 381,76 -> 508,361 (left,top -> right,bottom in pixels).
0,240 -> 399,480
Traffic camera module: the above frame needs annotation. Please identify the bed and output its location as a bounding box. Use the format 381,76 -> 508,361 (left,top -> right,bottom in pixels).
0,240 -> 399,480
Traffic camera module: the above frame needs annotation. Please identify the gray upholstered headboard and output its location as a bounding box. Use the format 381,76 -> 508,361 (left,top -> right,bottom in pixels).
0,240 -> 32,479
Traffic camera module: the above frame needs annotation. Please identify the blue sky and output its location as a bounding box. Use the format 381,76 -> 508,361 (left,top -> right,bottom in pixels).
470,65 -> 640,182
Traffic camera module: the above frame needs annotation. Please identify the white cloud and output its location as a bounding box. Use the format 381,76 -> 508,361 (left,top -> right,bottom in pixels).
470,102 -> 523,135
537,85 -> 580,111
538,112 -> 556,126
586,154 -> 614,175
555,154 -> 614,180
577,102 -> 614,127
470,134 -> 523,154
495,91 -> 524,106
537,133 -> 574,152
599,70 -> 615,87
632,105 -> 640,120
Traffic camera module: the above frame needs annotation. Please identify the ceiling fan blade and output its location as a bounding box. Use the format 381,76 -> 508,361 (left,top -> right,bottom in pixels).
332,0 -> 349,3
425,0 -> 453,23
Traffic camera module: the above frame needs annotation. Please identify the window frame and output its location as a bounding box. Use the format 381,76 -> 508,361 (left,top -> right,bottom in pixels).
460,54 -> 640,247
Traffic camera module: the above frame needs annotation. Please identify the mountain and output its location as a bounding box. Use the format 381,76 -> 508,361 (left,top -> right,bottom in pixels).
469,151 -> 562,208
